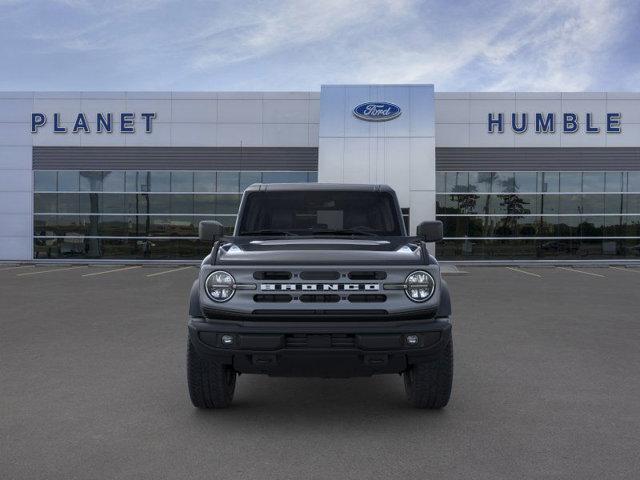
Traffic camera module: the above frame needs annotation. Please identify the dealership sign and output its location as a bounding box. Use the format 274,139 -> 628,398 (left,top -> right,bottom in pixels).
353,102 -> 401,121
488,112 -> 621,134
30,112 -> 157,134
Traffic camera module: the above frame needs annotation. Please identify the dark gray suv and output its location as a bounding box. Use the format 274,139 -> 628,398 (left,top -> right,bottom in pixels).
187,183 -> 453,409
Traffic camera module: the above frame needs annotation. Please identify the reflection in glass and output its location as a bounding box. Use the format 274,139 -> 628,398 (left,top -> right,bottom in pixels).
148,171 -> 170,192
538,172 -> 559,192
170,172 -> 194,192
194,172 -> 217,192
217,172 -> 239,192
560,172 -> 582,192
57,171 -> 79,192
34,171 -> 57,191
101,171 -> 124,192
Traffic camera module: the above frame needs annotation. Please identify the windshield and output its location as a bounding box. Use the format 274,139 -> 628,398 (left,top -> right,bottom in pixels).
237,191 -> 403,236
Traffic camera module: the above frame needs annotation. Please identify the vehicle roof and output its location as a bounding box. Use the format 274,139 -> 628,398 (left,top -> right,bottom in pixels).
244,183 -> 396,193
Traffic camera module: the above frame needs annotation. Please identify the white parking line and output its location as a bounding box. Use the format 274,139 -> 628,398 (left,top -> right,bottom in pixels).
146,266 -> 195,277
0,265 -> 34,272
82,265 -> 142,277
557,266 -> 606,278
609,266 -> 640,274
17,266 -> 86,276
506,267 -> 542,278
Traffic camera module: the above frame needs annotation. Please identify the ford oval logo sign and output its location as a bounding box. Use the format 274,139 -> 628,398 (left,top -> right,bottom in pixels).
353,102 -> 401,122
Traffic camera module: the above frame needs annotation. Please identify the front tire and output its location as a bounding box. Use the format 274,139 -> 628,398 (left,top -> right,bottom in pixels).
404,339 -> 453,409
187,340 -> 236,408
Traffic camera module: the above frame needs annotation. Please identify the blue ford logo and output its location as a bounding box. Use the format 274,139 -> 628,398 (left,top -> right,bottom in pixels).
353,102 -> 402,122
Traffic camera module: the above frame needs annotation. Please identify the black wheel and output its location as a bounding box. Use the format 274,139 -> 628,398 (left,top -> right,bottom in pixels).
404,339 -> 453,409
187,340 -> 236,409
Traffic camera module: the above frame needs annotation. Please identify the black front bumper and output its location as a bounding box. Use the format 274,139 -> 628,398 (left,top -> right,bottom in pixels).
188,316 -> 452,377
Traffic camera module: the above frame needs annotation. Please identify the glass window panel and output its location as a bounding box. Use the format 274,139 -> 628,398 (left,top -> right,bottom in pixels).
582,172 -> 604,192
79,172 -> 103,192
559,172 -> 582,192
308,172 -> 318,182
455,194 -> 483,214
148,216 -> 197,237
623,194 -> 640,215
440,216 -> 468,238
469,172 -> 493,193
217,172 -> 239,192
604,216 -> 624,237
194,172 -> 217,192
99,171 -> 123,192
34,215 -> 57,236
605,172 -> 623,192
170,172 -> 193,192
98,216 -> 127,236
240,171 -> 262,191
559,194 -> 581,214
579,216 -> 604,236
514,172 -> 537,192
101,194 -> 125,214
34,193 -> 57,213
78,193 -> 100,214
488,195 -> 508,215
538,172 -> 559,192
497,194 -> 537,214
436,172 -> 446,192
57,171 -> 79,192
261,171 -> 309,184
494,172 -> 516,192
623,216 -> 640,237
539,216 -> 558,236
123,194 -> 145,214
628,172 -> 640,192
194,194 -> 217,215
558,216 -> 581,237
540,194 -> 559,214
215,194 -> 242,214
34,171 -> 57,191
445,172 -> 468,193
57,193 -> 79,213
126,171 -> 146,192
492,217 -> 517,237
581,194 -> 604,214
148,171 -> 170,192
604,194 -> 624,214
147,194 -> 171,214
515,216 -> 539,237
170,194 -> 194,214
435,194 -> 449,214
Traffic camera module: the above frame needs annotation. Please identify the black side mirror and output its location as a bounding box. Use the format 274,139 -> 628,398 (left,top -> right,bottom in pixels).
416,221 -> 443,242
199,221 -> 225,242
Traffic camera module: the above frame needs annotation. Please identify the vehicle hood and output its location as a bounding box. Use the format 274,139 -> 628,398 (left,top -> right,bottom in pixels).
214,237 -> 424,266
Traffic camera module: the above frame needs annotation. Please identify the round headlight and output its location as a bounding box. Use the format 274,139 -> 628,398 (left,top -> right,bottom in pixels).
205,270 -> 236,302
404,270 -> 435,302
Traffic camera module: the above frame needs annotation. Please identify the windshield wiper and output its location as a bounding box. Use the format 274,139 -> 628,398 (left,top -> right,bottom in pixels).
240,229 -> 299,236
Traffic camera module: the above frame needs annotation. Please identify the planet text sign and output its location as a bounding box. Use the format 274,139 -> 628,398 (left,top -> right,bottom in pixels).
30,112 -> 157,134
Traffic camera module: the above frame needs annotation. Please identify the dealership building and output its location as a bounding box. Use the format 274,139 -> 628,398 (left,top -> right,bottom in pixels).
1,84 -> 639,262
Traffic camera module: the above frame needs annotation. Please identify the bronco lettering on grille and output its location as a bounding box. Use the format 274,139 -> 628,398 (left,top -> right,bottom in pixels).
261,283 -> 379,291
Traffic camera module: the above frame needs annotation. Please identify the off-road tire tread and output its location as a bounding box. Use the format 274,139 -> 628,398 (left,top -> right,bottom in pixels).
404,339 -> 453,409
187,340 -> 236,408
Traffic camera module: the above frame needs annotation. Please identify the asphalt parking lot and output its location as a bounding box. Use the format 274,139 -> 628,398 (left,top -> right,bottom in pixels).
2,264 -> 640,479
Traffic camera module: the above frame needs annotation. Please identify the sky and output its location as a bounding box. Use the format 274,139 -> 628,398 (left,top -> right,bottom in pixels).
0,0 -> 638,92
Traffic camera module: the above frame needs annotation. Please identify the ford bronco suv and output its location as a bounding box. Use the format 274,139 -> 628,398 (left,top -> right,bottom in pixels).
187,183 -> 453,409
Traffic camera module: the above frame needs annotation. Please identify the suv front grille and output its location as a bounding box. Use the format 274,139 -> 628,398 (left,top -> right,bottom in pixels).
285,334 -> 356,348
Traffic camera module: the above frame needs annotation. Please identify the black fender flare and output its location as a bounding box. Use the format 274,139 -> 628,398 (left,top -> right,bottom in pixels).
436,278 -> 451,318
189,279 -> 202,318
